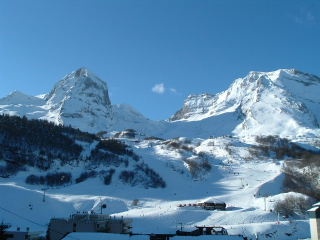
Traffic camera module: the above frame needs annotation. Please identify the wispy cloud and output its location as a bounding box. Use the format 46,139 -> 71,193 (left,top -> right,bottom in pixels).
169,88 -> 177,93
152,83 -> 165,94
293,8 -> 316,25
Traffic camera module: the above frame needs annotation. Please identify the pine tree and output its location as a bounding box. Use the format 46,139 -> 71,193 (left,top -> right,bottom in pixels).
0,222 -> 13,240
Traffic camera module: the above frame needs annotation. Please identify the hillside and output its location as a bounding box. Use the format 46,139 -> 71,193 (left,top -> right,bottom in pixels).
1,68 -> 320,239
0,115 -> 165,189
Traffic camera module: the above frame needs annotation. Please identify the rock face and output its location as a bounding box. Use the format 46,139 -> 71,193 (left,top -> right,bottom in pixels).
170,93 -> 216,121
44,67 -> 113,132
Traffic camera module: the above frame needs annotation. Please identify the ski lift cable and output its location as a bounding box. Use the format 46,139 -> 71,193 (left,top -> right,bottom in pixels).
0,205 -> 45,228
0,205 -> 81,240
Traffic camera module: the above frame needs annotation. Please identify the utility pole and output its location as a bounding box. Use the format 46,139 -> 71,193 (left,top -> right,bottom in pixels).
178,223 -> 183,231
41,188 -> 48,202
100,199 -> 107,214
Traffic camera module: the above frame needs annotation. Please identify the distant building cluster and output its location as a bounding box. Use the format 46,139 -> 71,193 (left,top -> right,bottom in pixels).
47,212 -> 132,240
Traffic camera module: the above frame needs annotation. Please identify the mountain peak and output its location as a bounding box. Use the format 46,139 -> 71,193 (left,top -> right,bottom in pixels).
43,68 -> 113,132
0,91 -> 45,105
246,68 -> 320,85
47,68 -> 111,105
72,67 -> 99,79
171,69 -> 320,139
74,67 -> 90,77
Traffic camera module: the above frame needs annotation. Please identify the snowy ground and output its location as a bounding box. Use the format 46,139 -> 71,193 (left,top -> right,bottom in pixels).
0,137 -> 312,240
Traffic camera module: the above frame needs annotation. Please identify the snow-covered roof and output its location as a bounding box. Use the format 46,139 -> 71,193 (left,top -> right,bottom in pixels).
62,233 -> 149,240
308,206 -> 319,212
172,236 -> 243,240
62,233 -> 244,240
312,202 -> 320,207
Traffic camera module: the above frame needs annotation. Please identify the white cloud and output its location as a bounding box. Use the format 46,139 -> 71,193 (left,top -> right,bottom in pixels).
152,83 -> 165,94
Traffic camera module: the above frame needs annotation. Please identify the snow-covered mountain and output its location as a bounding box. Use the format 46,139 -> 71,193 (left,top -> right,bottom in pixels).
0,68 -> 161,134
44,67 -> 113,132
1,68 -> 320,240
171,69 -> 320,141
1,68 -> 319,142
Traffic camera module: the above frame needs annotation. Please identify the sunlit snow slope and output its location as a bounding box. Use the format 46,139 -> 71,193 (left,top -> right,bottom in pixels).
171,69 -> 320,140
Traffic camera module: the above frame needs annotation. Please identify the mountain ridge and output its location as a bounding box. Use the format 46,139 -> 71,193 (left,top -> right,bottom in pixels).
170,68 -> 320,141
0,67 -> 320,143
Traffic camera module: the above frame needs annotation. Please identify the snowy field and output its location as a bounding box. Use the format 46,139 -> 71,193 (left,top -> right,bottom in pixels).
0,137 -> 312,240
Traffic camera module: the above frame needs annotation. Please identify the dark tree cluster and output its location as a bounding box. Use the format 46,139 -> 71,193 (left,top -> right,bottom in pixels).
96,139 -> 139,160
253,136 -> 320,200
90,139 -> 141,167
0,115 -> 166,189
252,135 -> 313,159
0,114 -> 85,175
75,170 -> 98,183
119,163 -> 166,188
283,155 -> 320,200
119,170 -> 135,185
90,148 -> 129,168
0,222 -> 12,240
26,172 -> 72,186
274,195 -> 312,217
102,168 -> 116,185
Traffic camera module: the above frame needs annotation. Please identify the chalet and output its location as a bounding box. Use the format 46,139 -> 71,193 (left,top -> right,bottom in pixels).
47,212 -> 132,240
308,202 -> 320,240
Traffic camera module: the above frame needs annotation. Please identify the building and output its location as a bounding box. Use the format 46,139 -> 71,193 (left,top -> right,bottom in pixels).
177,201 -> 227,211
198,201 -> 226,211
0,223 -> 32,240
47,213 -> 132,240
308,202 -> 320,240
62,232 -> 149,240
61,232 -> 244,240
6,230 -> 30,240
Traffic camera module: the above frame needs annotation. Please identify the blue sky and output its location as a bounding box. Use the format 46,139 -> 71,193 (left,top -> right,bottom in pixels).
0,0 -> 319,120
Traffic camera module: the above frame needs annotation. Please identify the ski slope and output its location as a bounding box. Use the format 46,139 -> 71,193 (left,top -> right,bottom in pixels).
0,136 -> 312,240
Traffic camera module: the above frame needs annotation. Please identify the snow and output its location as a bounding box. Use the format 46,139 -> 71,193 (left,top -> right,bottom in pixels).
0,68 -> 319,240
170,68 -> 320,143
62,233 -> 244,240
0,68 -> 320,145
0,137 -> 312,239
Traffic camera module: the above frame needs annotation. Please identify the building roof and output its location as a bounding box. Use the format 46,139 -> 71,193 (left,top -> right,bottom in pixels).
312,202 -> 320,207
62,233 -> 149,240
308,206 -> 319,212
62,233 -> 243,240
172,235 -> 243,239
